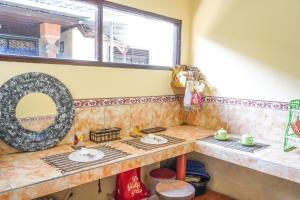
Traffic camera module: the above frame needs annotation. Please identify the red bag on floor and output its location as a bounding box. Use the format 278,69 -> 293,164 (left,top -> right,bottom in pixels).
115,168 -> 150,200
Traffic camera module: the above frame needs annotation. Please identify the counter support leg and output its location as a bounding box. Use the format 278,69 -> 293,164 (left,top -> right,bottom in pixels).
176,154 -> 186,180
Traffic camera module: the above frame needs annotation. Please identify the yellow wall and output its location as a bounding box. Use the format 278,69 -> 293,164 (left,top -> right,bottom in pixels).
191,0 -> 300,101
0,0 -> 192,99
0,62 -> 174,99
16,93 -> 57,118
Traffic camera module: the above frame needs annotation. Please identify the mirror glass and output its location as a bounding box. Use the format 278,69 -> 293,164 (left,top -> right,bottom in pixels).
16,93 -> 57,132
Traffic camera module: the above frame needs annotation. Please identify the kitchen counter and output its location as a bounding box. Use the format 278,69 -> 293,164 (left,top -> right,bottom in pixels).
0,126 -> 300,200
195,134 -> 300,184
0,126 -> 212,200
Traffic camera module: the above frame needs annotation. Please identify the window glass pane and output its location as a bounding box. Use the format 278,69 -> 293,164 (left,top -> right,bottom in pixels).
102,7 -> 178,67
0,0 -> 97,60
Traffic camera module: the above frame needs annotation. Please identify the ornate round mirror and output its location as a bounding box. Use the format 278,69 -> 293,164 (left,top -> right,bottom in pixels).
0,72 -> 74,151
16,92 -> 57,132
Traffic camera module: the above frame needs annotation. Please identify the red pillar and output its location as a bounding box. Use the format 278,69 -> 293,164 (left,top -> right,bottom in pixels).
176,154 -> 186,181
40,23 -> 61,58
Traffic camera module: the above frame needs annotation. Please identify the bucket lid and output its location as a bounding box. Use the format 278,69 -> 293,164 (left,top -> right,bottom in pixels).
150,168 -> 176,179
156,180 -> 195,198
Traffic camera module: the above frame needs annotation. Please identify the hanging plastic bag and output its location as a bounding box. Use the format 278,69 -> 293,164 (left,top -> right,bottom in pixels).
191,92 -> 199,106
115,168 -> 150,200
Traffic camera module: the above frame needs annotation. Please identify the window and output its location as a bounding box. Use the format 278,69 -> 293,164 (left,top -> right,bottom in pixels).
0,0 -> 181,69
0,0 -> 97,60
102,5 -> 181,67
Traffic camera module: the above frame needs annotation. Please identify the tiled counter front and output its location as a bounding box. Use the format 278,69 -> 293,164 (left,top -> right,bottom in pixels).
0,126 -> 213,200
187,96 -> 289,144
1,125 -> 300,200
0,95 -> 184,155
195,135 -> 300,185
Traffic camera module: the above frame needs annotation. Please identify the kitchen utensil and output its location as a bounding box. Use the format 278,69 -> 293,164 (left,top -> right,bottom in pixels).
155,180 -> 195,200
141,127 -> 166,134
140,134 -> 168,144
201,136 -> 269,153
284,100 -> 300,152
185,175 -> 201,183
186,173 -> 210,196
149,168 -> 176,190
214,128 -> 229,141
68,148 -> 105,162
239,140 -> 255,147
186,160 -> 206,177
122,134 -> 184,151
42,145 -> 130,173
241,134 -> 255,146
90,127 -> 121,143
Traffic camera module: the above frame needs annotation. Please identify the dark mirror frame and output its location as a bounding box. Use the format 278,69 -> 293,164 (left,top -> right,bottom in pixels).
0,0 -> 182,70
0,72 -> 74,152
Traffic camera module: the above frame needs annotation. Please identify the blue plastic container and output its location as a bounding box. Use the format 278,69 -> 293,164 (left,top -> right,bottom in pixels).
186,160 -> 206,177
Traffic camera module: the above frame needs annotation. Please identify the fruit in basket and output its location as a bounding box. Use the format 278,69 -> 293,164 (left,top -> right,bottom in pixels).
292,120 -> 300,137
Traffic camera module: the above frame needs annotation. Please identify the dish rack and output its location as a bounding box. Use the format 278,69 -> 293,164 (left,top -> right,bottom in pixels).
283,100 -> 300,152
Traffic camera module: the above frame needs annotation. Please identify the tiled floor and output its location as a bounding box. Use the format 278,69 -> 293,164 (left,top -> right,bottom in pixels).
194,190 -> 234,200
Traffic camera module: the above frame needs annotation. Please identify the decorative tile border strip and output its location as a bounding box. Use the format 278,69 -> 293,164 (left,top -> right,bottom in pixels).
204,96 -> 289,111
73,95 -> 289,110
74,95 -> 184,108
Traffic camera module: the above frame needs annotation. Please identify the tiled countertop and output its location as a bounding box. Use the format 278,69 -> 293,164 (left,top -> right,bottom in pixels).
0,126 -> 300,200
0,126 -> 212,200
195,134 -> 300,184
